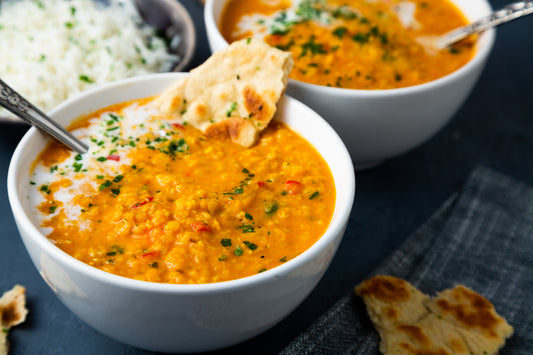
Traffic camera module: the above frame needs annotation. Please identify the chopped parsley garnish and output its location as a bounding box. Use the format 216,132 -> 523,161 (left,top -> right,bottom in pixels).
99,180 -> 112,191
218,255 -> 228,261
226,102 -> 237,117
234,245 -> 244,256
309,191 -> 320,200
40,184 -> 51,194
49,205 -> 57,214
244,212 -> 253,220
300,36 -> 327,57
79,74 -> 93,83
258,268 -> 267,273
243,241 -> 258,250
279,256 -> 288,263
106,245 -> 124,256
113,175 -> 124,183
265,201 -> 279,215
237,224 -> 255,233
221,238 -> 232,247
166,138 -> 188,155
352,32 -> 370,44
333,27 -> 347,39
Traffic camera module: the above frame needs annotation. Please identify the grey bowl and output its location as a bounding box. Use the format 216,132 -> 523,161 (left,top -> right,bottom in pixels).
0,0 -> 196,123
134,0 -> 196,72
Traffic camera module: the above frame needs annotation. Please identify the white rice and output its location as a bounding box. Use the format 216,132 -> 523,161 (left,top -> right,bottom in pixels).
0,0 -> 178,114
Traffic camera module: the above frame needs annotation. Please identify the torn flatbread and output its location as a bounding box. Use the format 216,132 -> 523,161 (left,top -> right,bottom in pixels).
155,38 -> 293,147
0,285 -> 28,355
355,275 -> 513,355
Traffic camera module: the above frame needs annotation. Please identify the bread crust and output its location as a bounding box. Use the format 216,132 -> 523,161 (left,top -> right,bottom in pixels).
355,276 -> 513,355
155,38 -> 293,147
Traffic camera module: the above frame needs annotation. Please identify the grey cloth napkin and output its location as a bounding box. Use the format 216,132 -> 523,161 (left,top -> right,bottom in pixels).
281,166 -> 533,354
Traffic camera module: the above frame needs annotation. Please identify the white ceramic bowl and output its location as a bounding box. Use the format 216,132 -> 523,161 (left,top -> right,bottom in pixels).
7,73 -> 355,353
204,0 -> 495,168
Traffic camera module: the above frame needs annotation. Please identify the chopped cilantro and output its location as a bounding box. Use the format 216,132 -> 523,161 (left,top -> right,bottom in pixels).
265,201 -> 279,215
226,102 -> 237,117
333,27 -> 347,39
79,74 -> 93,83
243,241 -> 258,250
99,180 -> 112,191
40,184 -> 51,194
234,245 -> 244,256
237,224 -> 255,233
221,238 -> 232,247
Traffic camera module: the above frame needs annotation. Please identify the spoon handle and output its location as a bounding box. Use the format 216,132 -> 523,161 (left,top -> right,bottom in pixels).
0,78 -> 88,154
437,1 -> 533,48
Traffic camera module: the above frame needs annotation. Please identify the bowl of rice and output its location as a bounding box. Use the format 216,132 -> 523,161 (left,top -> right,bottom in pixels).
0,0 -> 196,121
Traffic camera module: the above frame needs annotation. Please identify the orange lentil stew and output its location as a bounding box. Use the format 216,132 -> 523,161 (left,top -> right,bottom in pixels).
30,99 -> 336,284
221,0 -> 475,89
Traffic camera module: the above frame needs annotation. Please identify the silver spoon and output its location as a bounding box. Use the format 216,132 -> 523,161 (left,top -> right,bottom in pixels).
0,78 -> 88,154
435,1 -> 533,49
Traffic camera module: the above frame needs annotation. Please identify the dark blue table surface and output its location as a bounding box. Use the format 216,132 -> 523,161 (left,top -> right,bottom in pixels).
1,0 -> 532,354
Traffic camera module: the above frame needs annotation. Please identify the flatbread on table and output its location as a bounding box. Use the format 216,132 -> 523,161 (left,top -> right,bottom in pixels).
155,38 -> 293,147
0,285 -> 28,355
355,275 -> 513,355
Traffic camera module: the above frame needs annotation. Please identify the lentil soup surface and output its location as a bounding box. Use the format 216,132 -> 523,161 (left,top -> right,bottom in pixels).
30,99 -> 336,284
221,0 -> 475,89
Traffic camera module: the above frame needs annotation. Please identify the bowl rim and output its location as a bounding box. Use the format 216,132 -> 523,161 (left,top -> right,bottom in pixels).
204,0 -> 496,96
160,0 -> 197,72
7,72 -> 356,294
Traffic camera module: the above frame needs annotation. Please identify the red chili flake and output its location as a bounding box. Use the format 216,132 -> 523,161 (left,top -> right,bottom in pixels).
131,196 -> 154,209
171,123 -> 185,129
284,180 -> 302,194
270,34 -> 283,44
191,222 -> 212,232
107,154 -> 120,161
257,181 -> 265,187
140,251 -> 159,258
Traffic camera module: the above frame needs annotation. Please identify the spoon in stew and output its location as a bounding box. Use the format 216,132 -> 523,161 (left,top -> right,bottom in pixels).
420,1 -> 533,50
0,78 -> 88,154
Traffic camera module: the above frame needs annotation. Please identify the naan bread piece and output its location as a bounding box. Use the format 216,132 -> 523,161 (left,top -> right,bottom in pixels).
425,285 -> 514,355
0,285 -> 28,355
355,275 -> 429,330
355,276 -> 513,355
156,38 -> 293,147
379,314 -> 471,355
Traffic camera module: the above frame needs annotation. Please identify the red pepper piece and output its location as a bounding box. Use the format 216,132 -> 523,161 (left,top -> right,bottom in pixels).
140,251 -> 159,258
171,123 -> 185,129
284,180 -> 302,194
131,197 -> 154,209
107,154 -> 120,161
190,223 -> 212,232
257,181 -> 265,187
